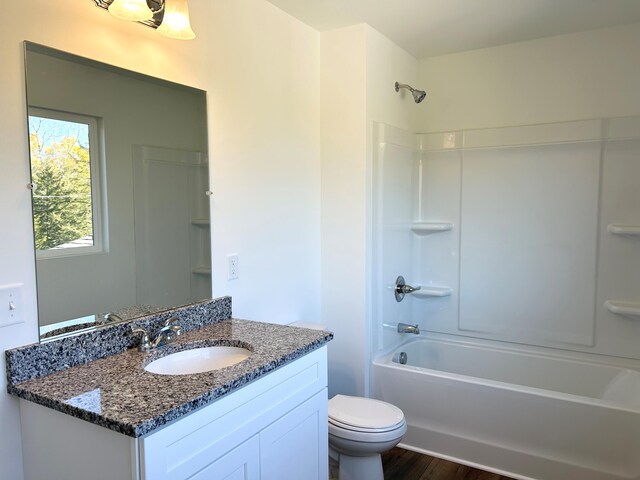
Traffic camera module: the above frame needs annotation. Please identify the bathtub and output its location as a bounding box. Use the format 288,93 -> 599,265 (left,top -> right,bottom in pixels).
371,337 -> 640,480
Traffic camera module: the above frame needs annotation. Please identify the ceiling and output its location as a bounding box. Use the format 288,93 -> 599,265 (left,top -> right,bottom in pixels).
267,0 -> 640,58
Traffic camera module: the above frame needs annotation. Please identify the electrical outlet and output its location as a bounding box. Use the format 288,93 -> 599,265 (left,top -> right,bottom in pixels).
228,254 -> 239,280
0,284 -> 23,327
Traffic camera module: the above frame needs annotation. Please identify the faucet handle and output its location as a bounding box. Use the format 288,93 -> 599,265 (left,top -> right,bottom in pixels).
104,313 -> 124,324
131,326 -> 152,352
164,317 -> 180,327
163,317 -> 182,335
394,276 -> 421,302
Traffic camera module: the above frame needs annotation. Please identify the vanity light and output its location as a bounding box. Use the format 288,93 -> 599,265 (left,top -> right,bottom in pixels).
157,0 -> 196,40
95,0 -> 196,40
108,0 -> 154,21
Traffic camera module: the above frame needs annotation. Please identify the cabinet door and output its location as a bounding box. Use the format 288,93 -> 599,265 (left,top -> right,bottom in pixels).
189,435 -> 260,480
259,389 -> 328,480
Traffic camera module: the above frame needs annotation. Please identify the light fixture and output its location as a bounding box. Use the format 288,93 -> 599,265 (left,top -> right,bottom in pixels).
94,0 -> 196,40
157,0 -> 196,40
108,0 -> 154,22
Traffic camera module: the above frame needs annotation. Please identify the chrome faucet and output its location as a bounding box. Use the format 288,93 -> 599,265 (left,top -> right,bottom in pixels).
102,313 -> 124,324
132,317 -> 182,352
397,322 -> 420,335
394,276 -> 421,302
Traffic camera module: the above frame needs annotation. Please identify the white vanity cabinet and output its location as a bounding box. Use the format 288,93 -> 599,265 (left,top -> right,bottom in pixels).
20,347 -> 328,480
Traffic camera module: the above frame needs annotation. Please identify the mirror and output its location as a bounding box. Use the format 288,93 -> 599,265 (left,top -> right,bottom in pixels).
24,42 -> 211,340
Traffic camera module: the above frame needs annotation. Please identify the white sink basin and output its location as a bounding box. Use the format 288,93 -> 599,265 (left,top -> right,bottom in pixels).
145,346 -> 252,375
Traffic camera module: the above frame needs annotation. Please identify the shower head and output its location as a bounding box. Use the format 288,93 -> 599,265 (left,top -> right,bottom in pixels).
412,89 -> 427,103
395,81 -> 427,104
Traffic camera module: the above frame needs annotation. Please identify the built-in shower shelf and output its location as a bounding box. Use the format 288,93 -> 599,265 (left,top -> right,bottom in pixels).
191,218 -> 210,227
412,286 -> 453,298
604,301 -> 640,317
607,224 -> 640,236
411,222 -> 454,235
191,266 -> 212,276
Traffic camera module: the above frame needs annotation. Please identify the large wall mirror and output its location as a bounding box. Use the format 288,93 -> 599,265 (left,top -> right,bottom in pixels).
24,42 -> 211,341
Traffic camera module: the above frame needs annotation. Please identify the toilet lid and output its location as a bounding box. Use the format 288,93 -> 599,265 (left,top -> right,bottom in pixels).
328,395 -> 405,431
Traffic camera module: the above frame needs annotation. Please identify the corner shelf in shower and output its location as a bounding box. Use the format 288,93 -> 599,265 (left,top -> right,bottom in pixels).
191,218 -> 210,227
411,286 -> 453,298
607,224 -> 640,236
191,266 -> 212,276
604,300 -> 640,317
411,222 -> 454,235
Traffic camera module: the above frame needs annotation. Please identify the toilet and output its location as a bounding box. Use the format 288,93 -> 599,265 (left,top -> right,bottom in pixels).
328,394 -> 407,480
288,322 -> 407,479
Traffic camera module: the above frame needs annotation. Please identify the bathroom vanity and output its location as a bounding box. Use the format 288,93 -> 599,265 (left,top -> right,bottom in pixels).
20,347 -> 327,480
6,298 -> 332,480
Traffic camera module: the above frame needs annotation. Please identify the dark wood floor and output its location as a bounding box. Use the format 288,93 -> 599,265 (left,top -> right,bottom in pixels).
382,448 -> 515,480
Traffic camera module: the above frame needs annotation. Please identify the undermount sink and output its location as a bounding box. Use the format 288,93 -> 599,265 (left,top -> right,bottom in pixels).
145,346 -> 252,375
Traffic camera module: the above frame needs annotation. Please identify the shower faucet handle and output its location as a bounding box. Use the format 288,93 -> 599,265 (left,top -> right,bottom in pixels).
398,284 -> 421,294
394,276 -> 421,302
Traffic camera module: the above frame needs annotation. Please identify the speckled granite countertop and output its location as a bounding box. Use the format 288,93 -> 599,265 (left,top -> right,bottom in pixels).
8,318 -> 332,438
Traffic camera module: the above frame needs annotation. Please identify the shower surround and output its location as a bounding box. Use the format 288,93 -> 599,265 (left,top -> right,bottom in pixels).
370,119 -> 640,479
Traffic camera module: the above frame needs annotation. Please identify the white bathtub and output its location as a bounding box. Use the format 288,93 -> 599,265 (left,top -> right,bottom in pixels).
371,337 -> 640,480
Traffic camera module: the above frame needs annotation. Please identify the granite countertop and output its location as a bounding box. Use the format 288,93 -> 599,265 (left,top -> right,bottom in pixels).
8,318 -> 332,438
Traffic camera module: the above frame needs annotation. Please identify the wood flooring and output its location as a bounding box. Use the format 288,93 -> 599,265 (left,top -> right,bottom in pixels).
381,448 -> 516,480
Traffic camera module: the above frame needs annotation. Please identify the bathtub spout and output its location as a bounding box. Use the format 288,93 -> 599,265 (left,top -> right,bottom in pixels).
397,323 -> 420,334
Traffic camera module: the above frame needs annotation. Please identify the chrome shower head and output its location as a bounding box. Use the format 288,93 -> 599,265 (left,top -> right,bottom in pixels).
412,89 -> 427,103
395,81 -> 427,104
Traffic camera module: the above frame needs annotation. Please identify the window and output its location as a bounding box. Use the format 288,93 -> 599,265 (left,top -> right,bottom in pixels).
27,109 -> 104,258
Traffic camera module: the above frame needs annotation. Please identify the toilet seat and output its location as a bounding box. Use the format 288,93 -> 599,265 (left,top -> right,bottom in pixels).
329,416 -> 404,434
328,395 -> 406,441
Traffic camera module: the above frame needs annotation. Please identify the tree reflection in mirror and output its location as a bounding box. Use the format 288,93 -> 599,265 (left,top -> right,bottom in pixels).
27,109 -> 104,258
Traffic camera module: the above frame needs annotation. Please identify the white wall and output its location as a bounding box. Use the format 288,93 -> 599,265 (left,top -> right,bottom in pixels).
207,2 -> 321,325
416,22 -> 640,132
0,1 -> 321,478
320,24 -> 416,397
320,25 -> 368,398
365,26 -> 419,133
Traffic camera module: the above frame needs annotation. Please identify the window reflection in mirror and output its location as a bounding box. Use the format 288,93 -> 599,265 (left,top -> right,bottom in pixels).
28,109 -> 104,257
24,43 -> 211,340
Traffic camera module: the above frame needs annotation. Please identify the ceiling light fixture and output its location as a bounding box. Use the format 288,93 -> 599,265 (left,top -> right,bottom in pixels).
94,0 -> 196,40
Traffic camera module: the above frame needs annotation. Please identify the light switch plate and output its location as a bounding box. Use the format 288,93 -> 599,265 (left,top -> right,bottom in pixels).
0,283 -> 24,327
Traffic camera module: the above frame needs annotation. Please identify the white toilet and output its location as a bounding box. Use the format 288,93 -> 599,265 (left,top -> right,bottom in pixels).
328,394 -> 407,480
288,323 -> 407,479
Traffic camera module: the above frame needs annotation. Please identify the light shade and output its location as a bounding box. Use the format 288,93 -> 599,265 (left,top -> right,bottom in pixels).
108,0 -> 154,22
157,0 -> 196,40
